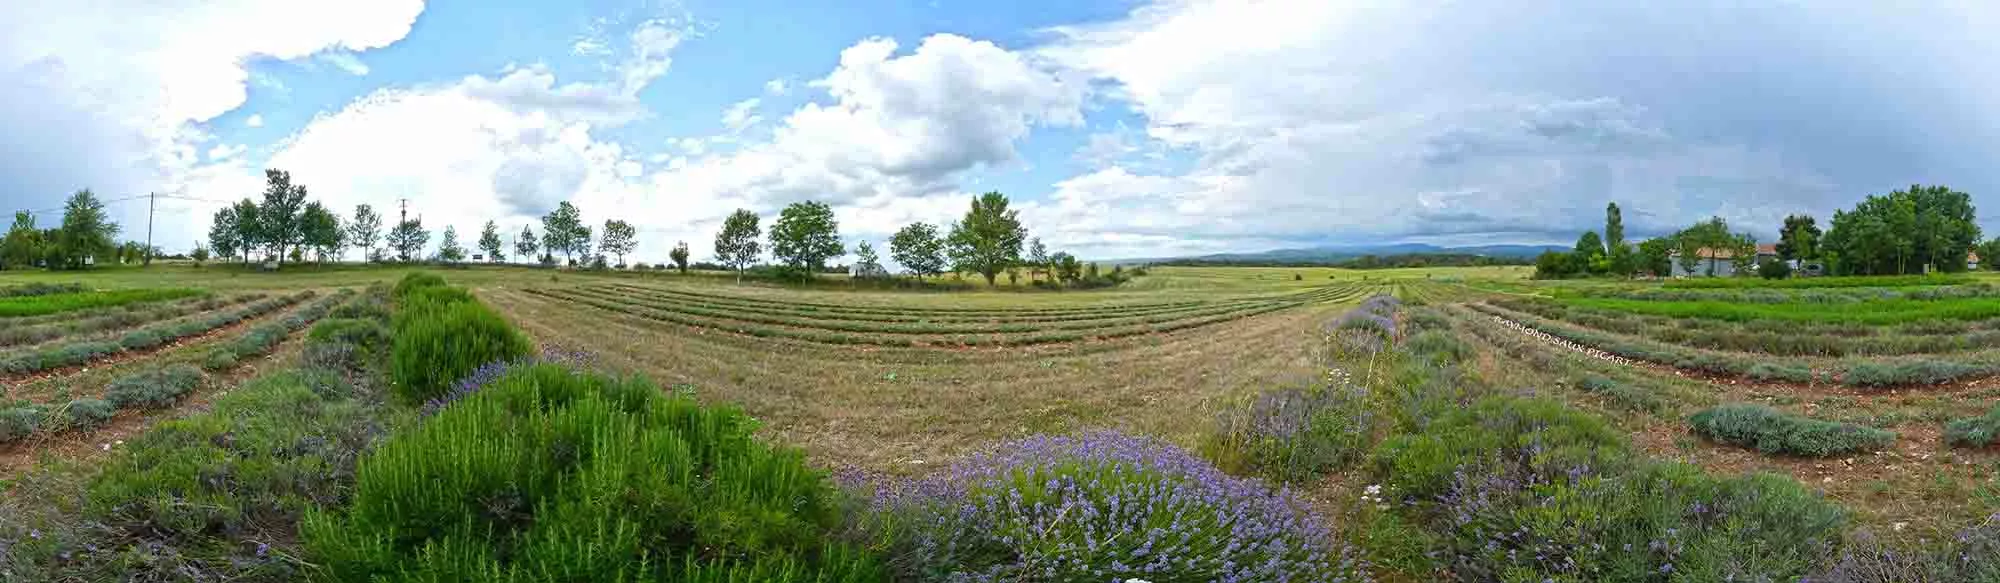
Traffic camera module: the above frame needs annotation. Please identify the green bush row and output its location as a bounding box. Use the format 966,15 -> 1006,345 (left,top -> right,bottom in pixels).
0,282 -> 87,298
0,291 -> 312,374
568,285 -> 1286,335
1503,297 -> 2000,357
390,273 -> 531,403
587,283 -> 1277,325
0,294 -> 254,349
1688,404 -> 1897,457
200,290 -> 352,371
305,363 -> 881,581
0,287 -> 208,318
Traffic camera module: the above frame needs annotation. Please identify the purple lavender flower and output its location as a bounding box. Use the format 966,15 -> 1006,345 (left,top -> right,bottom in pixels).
421,346 -> 601,416
865,431 -> 1368,582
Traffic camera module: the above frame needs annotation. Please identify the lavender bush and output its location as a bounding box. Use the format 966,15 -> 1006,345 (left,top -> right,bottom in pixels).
862,431 -> 1367,582
419,346 -> 598,417
1806,516 -> 2000,582
1213,384 -> 1377,483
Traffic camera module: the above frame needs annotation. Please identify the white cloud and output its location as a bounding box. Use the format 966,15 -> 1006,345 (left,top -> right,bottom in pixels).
320,51 -> 370,75
763,78 -> 789,95
206,143 -> 246,161
720,97 -> 761,132
0,0 -> 425,249
243,113 -> 264,127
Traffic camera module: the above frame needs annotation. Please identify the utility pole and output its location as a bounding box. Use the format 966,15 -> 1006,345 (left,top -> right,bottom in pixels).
144,191 -> 155,266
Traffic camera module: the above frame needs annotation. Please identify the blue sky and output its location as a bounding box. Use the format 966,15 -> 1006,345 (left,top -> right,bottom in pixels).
4,1 -> 1999,262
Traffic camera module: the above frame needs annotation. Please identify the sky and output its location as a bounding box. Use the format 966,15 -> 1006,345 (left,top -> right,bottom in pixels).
4,0 -> 1998,263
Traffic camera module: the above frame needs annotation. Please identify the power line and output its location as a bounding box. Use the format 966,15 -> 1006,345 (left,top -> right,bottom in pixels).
17,193 -> 152,216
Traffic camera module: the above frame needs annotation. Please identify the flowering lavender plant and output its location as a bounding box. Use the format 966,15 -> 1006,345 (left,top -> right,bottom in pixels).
1216,384 -> 1377,483
419,346 -> 598,417
1806,515 -> 2000,582
864,431 -> 1367,582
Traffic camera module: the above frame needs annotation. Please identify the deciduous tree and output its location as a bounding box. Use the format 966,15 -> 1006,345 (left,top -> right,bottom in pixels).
669,240 -> 690,274
889,222 -> 946,280
714,209 -> 762,281
945,192 -> 1027,286
438,225 -> 466,262
851,240 -> 885,278
478,220 -> 505,262
230,199 -> 262,264
349,204 -> 383,262
1775,214 -> 1821,262
301,202 -> 344,262
769,201 -> 843,278
56,190 -> 118,270
515,225 -> 539,262
540,201 -> 589,264
2,212 -> 41,269
257,169 -> 308,266
388,218 -> 429,262
600,219 -> 637,266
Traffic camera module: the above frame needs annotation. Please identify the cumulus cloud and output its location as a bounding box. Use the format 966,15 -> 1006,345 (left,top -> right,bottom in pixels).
720,98 -> 761,132
320,51 -> 371,75
0,0 -> 424,248
244,114 -> 264,127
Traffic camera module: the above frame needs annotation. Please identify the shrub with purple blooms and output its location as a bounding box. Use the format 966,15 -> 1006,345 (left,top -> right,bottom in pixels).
419,347 -> 598,416
1211,384 -> 1377,483
863,431 -> 1368,582
1806,516 -> 2000,582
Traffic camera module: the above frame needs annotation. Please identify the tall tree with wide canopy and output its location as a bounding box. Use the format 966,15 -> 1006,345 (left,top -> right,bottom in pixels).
300,202 -> 344,262
56,189 -> 118,269
889,222 -> 946,280
1775,214 -> 1822,262
768,201 -> 843,278
540,201 -> 590,264
945,192 -> 1028,286
229,199 -> 262,264
1824,185 -> 1979,275
1,212 -> 42,269
388,218 -> 429,262
258,169 -> 308,266
600,219 -> 637,266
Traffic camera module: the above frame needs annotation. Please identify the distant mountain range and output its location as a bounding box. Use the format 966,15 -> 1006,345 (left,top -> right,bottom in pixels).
1137,243 -> 1565,265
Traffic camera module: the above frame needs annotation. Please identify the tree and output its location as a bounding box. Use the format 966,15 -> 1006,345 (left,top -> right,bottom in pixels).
851,240 -> 885,278
1824,185 -> 1979,275
438,226 -> 466,262
1977,238 -> 2000,272
1605,202 -> 1633,276
300,202 -> 343,262
1775,214 -> 1822,262
1636,237 -> 1675,277
1572,231 -> 1606,275
1025,237 -> 1049,283
943,192 -> 1028,286
388,218 -> 429,262
1758,257 -> 1792,279
349,204 -> 383,262
889,222 -> 947,280
515,225 -> 539,262
540,201 -> 589,264
1533,251 -> 1577,279
56,189 -> 118,269
191,245 -> 210,266
230,199 -> 263,264
478,220 -> 505,262
600,219 -> 637,266
768,201 -> 843,278
1051,252 -> 1082,284
2,212 -> 41,269
669,240 -> 690,274
257,169 -> 309,266
714,209 -> 763,281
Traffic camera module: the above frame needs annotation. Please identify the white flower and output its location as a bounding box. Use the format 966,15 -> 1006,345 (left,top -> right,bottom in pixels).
1127,579 -> 1154,583
1893,522 -> 1908,532
1364,484 -> 1382,496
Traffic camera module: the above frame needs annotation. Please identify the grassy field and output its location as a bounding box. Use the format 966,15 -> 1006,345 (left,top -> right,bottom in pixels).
5,262 -> 1999,581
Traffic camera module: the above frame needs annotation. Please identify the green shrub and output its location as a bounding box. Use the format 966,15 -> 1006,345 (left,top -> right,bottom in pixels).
1575,374 -> 1667,413
65,398 -> 116,429
1374,396 -> 1846,581
1404,330 -> 1473,365
391,294 -> 530,403
1841,360 -> 1988,388
82,371 -> 383,581
1747,362 -> 1816,383
1211,384 -> 1377,483
1944,404 -> 2000,448
308,318 -> 391,354
329,294 -> 391,321
1689,404 -> 1895,457
0,406 -> 46,442
104,364 -> 205,409
304,364 -> 881,581
202,350 -> 238,371
391,271 -> 448,299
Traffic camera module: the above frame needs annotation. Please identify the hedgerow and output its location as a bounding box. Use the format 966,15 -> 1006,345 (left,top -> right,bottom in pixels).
1663,273 -> 1971,289
1688,404 -> 1896,457
390,283 -> 531,403
0,291 -> 310,374
305,363 -> 881,581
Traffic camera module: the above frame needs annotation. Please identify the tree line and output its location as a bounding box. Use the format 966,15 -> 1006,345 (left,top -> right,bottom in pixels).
1536,184 -> 1984,279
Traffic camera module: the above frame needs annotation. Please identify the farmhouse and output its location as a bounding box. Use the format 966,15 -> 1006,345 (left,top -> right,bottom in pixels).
1668,247 -> 1753,277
